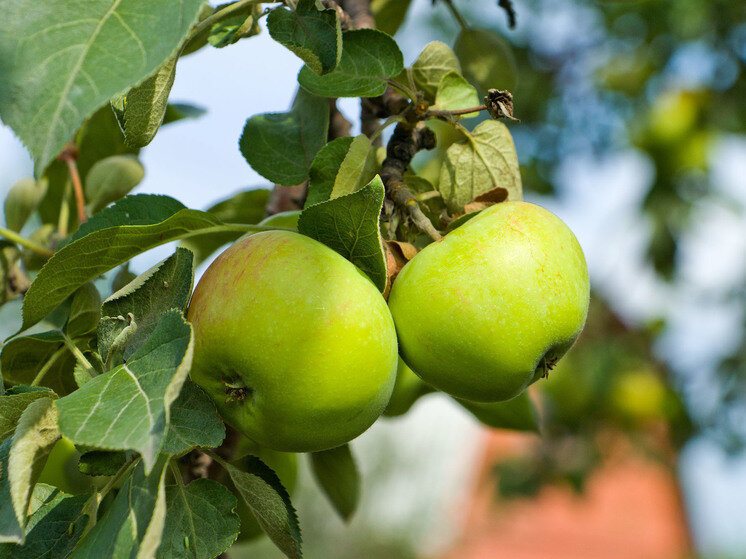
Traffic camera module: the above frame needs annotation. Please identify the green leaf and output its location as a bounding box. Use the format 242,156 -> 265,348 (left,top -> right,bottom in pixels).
331,135 -> 378,199
410,41 -> 460,102
0,387 -> 56,442
268,0 -> 341,75
85,155 -> 145,214
73,358 -> 96,388
454,28 -> 517,93
240,89 -> 329,185
298,29 -> 403,98
157,478 -> 239,559
161,381 -> 225,456
370,0 -> 414,36
4,178 -> 47,232
70,455 -> 169,559
66,282 -> 101,338
298,176 -> 388,292
438,120 -> 522,213
433,71 -> 480,116
180,189 -> 270,266
306,137 -> 354,207
221,456 -> 302,559
162,103 -> 206,125
21,195 -> 221,332
310,444 -> 360,521
455,391 -> 540,433
23,483 -> 60,521
0,398 -> 60,544
78,450 -> 127,476
0,332 -> 77,396
0,0 -> 204,175
56,310 -> 193,472
0,488 -> 89,558
68,194 -> 186,244
208,4 -> 261,48
98,247 -> 194,365
446,210 -> 482,232
111,56 -> 178,149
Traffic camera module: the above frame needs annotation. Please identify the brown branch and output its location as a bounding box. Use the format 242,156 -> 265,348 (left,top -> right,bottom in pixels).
340,0 -> 375,30
380,122 -> 441,241
329,98 -> 352,140
322,0 -> 352,30
362,88 -> 410,119
265,182 -> 307,216
181,425 -> 243,485
361,101 -> 381,145
58,143 -> 87,224
426,104 -> 487,119
498,0 -> 517,29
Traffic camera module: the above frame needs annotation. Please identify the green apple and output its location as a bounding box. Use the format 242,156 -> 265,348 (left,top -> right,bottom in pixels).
388,201 -> 590,402
37,436 -> 93,494
258,210 -> 301,229
187,230 -> 398,452
383,358 -> 434,417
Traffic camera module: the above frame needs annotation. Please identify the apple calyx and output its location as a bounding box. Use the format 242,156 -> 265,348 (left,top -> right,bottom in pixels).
222,377 -> 251,403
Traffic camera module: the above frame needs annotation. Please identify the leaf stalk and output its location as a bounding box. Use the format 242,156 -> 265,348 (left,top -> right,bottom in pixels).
30,346 -> 67,386
0,226 -> 53,258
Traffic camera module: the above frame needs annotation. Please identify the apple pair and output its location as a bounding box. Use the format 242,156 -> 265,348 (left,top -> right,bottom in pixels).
187,201 -> 590,453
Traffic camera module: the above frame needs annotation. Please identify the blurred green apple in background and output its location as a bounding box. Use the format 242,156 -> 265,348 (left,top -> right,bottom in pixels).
388,201 -> 590,403
609,370 -> 669,423
188,231 -> 398,452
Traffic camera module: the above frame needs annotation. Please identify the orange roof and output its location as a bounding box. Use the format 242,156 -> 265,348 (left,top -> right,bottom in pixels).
439,431 -> 692,559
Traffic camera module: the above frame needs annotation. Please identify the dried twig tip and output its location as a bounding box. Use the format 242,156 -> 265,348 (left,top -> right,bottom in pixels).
484,89 -> 519,122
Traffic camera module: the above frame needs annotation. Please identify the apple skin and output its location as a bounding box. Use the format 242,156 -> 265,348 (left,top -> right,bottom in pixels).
187,230 -> 398,452
388,201 -> 590,403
